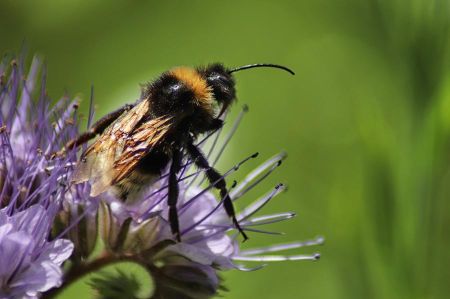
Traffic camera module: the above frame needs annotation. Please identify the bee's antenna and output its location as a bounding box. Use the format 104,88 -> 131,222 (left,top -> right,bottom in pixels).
228,63 -> 295,75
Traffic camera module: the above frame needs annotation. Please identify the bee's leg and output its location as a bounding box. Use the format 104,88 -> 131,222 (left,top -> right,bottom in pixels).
168,149 -> 182,242
56,103 -> 134,156
186,142 -> 249,241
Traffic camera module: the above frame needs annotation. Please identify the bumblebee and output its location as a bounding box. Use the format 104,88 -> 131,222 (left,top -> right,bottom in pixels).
64,63 -> 294,241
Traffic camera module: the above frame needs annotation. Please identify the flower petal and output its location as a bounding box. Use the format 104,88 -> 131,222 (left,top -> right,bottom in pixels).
38,239 -> 74,266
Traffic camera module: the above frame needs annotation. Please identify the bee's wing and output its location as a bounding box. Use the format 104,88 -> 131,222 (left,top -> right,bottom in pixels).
111,115 -> 174,184
72,99 -> 152,195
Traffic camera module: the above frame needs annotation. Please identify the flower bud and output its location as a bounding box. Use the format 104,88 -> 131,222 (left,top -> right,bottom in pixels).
99,199 -> 160,255
64,199 -> 98,260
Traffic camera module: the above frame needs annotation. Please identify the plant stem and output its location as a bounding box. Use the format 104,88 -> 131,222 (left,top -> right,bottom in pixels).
42,251 -> 133,299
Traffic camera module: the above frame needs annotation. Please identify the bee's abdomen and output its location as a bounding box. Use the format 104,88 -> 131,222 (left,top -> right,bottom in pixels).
114,171 -> 157,202
136,148 -> 171,175
114,148 -> 171,202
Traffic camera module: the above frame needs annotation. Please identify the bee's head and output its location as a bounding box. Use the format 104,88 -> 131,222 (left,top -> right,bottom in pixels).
200,63 -> 295,117
161,65 -> 237,120
200,64 -> 236,116
148,63 -> 294,134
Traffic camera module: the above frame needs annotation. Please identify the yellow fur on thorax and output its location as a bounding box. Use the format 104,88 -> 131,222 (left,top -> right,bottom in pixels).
169,67 -> 213,112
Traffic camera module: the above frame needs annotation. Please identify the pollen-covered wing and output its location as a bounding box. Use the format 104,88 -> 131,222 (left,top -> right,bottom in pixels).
72,99 -> 173,196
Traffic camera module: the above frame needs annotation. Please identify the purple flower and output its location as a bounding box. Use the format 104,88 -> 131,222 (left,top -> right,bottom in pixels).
0,205 -> 73,298
0,56 -> 75,298
0,56 -> 79,210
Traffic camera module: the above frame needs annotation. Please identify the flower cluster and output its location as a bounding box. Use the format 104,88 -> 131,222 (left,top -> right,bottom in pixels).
0,55 -> 322,299
0,56 -> 76,298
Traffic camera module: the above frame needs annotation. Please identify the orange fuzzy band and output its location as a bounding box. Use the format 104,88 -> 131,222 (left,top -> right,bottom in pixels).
169,67 -> 213,110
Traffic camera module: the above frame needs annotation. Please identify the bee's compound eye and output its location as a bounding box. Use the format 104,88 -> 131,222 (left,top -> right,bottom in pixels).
206,73 -> 235,104
207,73 -> 229,85
208,74 -> 222,81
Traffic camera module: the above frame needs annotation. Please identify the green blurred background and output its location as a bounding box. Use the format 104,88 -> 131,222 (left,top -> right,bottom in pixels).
2,0 -> 450,298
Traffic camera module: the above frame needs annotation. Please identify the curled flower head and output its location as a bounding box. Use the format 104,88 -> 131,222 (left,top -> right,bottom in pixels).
0,56 -> 79,210
0,55 -> 75,298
